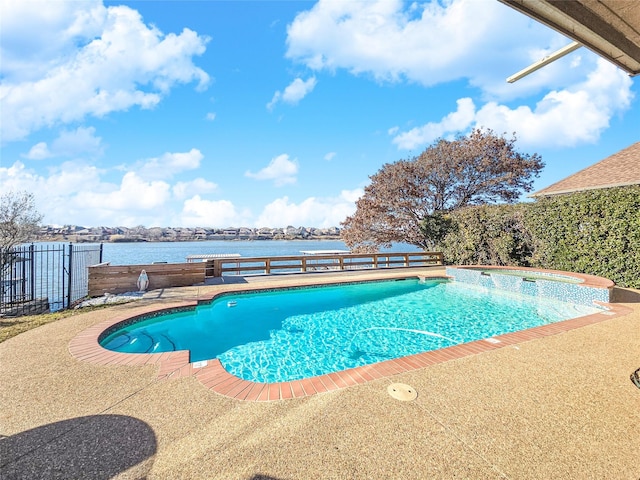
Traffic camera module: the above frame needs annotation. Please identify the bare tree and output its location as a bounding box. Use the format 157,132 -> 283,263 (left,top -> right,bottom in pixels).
1,191 -> 43,277
341,129 -> 543,251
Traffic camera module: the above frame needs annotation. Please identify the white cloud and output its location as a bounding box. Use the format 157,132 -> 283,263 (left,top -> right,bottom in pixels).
77,172 -> 171,211
0,0 -> 105,82
43,162 -> 105,196
137,148 -> 204,180
324,151 -> 336,161
282,77 -> 317,103
267,77 -> 317,110
339,188 -> 364,203
180,195 -> 246,227
173,178 -> 218,200
391,60 -> 633,150
255,189 -> 361,228
1,147 -> 232,227
392,98 -> 476,149
205,112 -> 216,121
1,159 -> 172,226
0,160 -> 44,190
82,178 -> 171,225
0,164 -> 87,226
23,127 -> 104,160
0,1 -> 210,142
245,154 -> 298,186
23,142 -> 52,161
476,59 -> 634,147
1,156 -> 358,228
1,160 -> 103,195
285,0 -> 575,99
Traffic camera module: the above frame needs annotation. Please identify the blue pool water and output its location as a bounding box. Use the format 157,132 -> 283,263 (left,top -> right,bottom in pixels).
100,278 -> 603,382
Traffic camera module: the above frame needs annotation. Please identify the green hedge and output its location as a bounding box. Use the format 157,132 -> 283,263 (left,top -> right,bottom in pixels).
439,186 -> 640,288
439,204 -> 532,266
526,186 -> 640,288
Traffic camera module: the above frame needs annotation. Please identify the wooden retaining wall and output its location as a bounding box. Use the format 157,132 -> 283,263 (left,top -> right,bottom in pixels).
88,262 -> 206,297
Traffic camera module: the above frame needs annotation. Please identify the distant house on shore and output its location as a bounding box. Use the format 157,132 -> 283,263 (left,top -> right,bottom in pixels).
531,141 -> 640,197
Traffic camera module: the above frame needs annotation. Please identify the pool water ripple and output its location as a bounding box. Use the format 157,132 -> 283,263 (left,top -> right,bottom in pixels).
100,278 -> 603,383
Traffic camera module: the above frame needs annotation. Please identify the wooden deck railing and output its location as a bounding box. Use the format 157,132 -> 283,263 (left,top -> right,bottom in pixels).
205,251 -> 443,277
87,252 -> 444,297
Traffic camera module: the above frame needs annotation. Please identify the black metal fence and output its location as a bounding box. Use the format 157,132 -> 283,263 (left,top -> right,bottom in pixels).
0,243 -> 103,317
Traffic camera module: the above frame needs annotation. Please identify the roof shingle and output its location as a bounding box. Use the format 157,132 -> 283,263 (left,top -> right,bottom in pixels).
531,141 -> 640,197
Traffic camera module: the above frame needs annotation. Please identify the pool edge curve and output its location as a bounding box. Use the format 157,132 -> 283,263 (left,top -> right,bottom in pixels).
69,269 -> 632,402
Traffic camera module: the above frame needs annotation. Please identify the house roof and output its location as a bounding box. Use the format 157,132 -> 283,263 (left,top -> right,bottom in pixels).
531,141 -> 640,197
499,0 -> 640,76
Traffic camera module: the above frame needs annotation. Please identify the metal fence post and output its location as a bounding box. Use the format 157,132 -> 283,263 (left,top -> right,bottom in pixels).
29,243 -> 35,301
67,242 -> 73,309
3,242 -> 103,316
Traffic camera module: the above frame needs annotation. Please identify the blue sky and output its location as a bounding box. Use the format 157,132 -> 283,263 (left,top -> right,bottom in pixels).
1,0 -> 638,228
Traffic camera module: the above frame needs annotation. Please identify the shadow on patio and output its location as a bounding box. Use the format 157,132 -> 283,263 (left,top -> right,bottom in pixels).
0,414 -> 156,479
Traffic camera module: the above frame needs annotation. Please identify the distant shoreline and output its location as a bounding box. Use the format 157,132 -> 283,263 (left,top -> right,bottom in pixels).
34,236 -> 343,244
35,225 -> 342,243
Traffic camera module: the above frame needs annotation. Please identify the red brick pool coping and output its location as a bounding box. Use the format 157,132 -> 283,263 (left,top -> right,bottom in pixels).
69,275 -> 632,402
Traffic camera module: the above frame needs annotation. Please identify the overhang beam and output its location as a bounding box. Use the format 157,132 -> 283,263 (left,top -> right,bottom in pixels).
499,0 -> 640,76
507,41 -> 582,83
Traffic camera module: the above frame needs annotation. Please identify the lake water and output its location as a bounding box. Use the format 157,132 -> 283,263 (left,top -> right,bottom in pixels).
101,240 -> 421,265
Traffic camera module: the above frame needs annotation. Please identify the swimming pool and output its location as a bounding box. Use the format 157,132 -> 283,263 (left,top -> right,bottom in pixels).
100,278 -> 603,383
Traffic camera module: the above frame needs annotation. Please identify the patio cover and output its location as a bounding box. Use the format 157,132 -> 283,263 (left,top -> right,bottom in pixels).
499,0 -> 640,76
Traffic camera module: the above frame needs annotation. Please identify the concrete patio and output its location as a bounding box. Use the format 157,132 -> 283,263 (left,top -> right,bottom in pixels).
1,267 -> 639,479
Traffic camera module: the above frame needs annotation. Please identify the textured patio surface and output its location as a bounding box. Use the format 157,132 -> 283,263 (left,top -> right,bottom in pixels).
1,267 -> 639,479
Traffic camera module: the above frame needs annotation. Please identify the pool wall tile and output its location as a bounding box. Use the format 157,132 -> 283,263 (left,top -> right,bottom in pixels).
446,266 -> 612,305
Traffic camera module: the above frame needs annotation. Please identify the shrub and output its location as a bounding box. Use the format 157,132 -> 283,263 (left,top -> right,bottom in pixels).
526,186 -> 640,288
440,204 -> 533,266
438,186 -> 640,288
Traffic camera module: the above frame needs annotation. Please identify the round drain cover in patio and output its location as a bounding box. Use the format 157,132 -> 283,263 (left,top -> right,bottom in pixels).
387,383 -> 418,401
631,368 -> 640,390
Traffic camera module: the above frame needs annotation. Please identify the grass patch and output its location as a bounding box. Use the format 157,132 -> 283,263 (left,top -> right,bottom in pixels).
0,306 -> 111,344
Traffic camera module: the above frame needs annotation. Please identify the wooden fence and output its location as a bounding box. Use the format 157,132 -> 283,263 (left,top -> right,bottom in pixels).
88,262 -> 206,297
204,251 -> 443,277
87,252 -> 443,297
